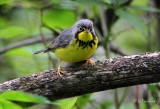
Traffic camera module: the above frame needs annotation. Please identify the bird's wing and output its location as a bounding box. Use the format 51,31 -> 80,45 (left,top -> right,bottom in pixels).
48,28 -> 74,50
34,28 -> 74,54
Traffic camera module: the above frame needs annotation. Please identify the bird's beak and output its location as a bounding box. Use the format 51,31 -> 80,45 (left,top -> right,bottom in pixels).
84,29 -> 90,33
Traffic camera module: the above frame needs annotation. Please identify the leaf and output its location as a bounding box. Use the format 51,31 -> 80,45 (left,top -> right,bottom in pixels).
128,6 -> 160,13
0,26 -> 28,38
148,84 -> 157,93
0,0 -> 12,5
110,0 -> 130,5
0,91 -> 57,105
57,97 -> 77,109
118,0 -> 130,5
115,9 -> 147,36
0,99 -> 22,109
76,94 -> 93,109
74,0 -> 112,8
53,0 -> 78,10
6,48 -> 32,59
110,0 -> 116,5
43,9 -> 76,29
0,17 -> 9,28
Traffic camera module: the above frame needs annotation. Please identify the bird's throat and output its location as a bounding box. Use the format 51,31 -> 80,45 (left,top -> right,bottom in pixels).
78,32 -> 93,42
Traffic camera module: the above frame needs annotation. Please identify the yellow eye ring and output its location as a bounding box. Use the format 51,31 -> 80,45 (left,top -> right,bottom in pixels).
79,27 -> 85,31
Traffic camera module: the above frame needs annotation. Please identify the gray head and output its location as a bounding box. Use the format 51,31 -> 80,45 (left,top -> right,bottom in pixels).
72,19 -> 96,36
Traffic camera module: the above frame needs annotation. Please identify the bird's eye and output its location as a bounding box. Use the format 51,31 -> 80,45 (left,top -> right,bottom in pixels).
79,27 -> 85,31
89,28 -> 92,31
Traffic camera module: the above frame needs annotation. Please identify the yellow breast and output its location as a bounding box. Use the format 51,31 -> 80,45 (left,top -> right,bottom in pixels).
55,33 -> 98,62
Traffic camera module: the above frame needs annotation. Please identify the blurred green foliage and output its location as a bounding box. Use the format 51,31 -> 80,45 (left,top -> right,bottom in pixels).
43,9 -> 76,29
0,0 -> 160,109
0,91 -> 58,108
57,97 -> 77,109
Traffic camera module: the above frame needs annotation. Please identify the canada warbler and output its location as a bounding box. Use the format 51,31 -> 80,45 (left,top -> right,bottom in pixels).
34,19 -> 98,76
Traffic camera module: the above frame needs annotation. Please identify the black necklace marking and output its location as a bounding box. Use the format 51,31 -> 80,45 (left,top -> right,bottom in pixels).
76,37 -> 96,49
75,29 -> 96,49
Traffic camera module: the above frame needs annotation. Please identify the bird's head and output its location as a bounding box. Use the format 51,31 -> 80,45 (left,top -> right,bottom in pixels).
72,19 -> 96,42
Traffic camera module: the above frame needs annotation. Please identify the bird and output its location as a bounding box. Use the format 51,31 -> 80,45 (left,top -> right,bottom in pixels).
34,19 -> 98,77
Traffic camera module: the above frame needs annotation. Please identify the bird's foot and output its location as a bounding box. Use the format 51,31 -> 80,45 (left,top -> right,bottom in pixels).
86,59 -> 95,66
57,66 -> 64,77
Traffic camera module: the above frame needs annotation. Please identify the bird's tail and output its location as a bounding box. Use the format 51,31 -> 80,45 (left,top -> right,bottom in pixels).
34,48 -> 49,54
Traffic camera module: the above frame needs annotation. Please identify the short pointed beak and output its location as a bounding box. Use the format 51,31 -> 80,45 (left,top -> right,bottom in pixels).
84,29 -> 90,33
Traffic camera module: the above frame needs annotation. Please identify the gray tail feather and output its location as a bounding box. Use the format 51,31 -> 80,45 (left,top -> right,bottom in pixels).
34,48 -> 49,54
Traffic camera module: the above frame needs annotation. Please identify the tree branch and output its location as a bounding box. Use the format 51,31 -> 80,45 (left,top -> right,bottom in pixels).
0,52 -> 160,100
0,35 -> 125,56
0,35 -> 53,54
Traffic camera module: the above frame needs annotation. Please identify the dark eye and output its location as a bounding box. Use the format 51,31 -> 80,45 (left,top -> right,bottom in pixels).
89,28 -> 92,31
79,27 -> 85,31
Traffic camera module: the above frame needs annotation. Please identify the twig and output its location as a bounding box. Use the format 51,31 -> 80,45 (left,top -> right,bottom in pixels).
39,10 -> 48,47
0,36 -> 126,57
0,35 -> 53,54
135,85 -> 141,109
39,9 -> 56,68
118,87 -> 130,107
99,7 -> 110,58
85,5 -> 91,18
143,85 -> 152,109
99,7 -> 108,36
114,89 -> 119,109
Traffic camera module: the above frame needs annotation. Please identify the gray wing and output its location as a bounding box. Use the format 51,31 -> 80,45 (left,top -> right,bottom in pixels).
48,28 -> 74,50
34,28 -> 74,54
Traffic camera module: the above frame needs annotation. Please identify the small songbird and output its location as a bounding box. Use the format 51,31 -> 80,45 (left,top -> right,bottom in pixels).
34,19 -> 98,76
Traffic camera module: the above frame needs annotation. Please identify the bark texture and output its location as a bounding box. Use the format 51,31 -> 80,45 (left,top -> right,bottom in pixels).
0,52 -> 160,100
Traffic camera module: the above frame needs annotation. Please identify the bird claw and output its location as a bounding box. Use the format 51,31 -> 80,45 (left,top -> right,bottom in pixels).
87,59 -> 95,66
57,66 -> 64,77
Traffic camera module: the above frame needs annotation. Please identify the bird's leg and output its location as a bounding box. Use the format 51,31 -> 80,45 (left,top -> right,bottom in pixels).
57,61 -> 64,77
86,59 -> 95,66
